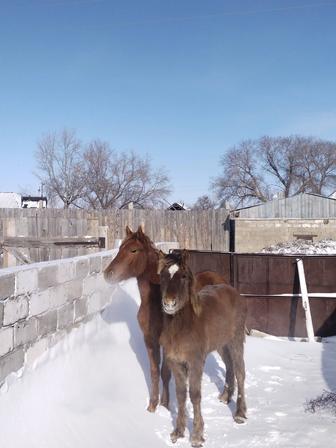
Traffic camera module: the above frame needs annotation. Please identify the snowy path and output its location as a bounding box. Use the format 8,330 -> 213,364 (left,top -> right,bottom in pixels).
0,279 -> 335,448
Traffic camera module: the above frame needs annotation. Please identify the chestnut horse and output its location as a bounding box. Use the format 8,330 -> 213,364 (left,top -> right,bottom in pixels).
158,250 -> 247,447
104,226 -> 227,412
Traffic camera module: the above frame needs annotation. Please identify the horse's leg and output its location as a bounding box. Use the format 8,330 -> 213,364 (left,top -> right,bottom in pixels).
160,349 -> 171,409
144,337 -> 161,412
217,345 -> 235,404
229,340 -> 247,423
189,360 -> 205,447
170,361 -> 188,443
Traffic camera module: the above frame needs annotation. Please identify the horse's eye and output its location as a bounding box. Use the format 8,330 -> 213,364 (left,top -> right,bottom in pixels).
131,249 -> 138,253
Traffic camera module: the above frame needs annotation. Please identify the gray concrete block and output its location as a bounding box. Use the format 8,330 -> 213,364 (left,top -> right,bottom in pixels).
3,296 -> 29,326
0,274 -> 15,300
25,338 -> 48,369
16,268 -> 38,296
58,261 -> 75,283
101,254 -> 113,271
38,265 -> 59,290
0,348 -> 24,384
75,259 -> 89,279
37,310 -> 58,337
49,284 -> 68,309
74,297 -> 88,322
14,318 -> 38,347
57,303 -> 74,330
65,279 -> 83,302
0,326 -> 14,357
29,289 -> 51,317
89,256 -> 102,274
83,275 -> 99,296
0,303 -> 3,327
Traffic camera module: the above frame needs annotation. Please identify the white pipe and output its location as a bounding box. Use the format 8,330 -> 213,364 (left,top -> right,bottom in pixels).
296,258 -> 315,343
241,292 -> 336,298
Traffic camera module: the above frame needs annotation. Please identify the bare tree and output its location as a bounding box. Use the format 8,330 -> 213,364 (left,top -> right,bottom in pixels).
212,136 -> 336,207
82,140 -> 171,209
212,139 -> 270,208
192,195 -> 215,210
35,129 -> 86,208
296,139 -> 336,194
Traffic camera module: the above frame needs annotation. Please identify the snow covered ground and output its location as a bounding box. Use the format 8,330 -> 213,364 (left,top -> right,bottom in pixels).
261,239 -> 336,255
0,279 -> 335,448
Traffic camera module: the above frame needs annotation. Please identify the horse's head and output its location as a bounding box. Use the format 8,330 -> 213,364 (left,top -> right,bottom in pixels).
104,225 -> 159,284
158,250 -> 200,316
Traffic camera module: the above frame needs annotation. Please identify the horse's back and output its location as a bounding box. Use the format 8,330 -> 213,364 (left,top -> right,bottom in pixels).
198,283 -> 246,347
195,270 -> 227,291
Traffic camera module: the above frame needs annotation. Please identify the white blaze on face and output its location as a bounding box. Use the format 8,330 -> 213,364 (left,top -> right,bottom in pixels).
168,263 -> 179,279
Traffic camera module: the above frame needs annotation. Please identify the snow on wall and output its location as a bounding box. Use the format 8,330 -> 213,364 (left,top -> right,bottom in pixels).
0,249 -> 117,385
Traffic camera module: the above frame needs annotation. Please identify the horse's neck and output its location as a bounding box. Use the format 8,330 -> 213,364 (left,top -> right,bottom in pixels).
139,246 -> 160,285
164,303 -> 194,335
137,276 -> 160,305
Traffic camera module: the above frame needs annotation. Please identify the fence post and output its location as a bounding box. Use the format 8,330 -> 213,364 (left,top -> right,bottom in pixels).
296,258 -> 315,342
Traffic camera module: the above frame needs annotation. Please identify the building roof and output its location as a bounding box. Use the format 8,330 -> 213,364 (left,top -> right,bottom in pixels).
0,192 -> 22,208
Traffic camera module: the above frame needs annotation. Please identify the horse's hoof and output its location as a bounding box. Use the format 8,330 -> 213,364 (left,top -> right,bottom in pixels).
160,400 -> 170,410
191,434 -> 205,447
170,429 -> 184,443
234,414 -> 247,424
218,391 -> 232,404
147,402 -> 158,413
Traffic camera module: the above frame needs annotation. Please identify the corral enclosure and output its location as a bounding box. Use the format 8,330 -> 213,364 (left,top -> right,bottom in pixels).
185,250 -> 336,338
0,208 -> 229,268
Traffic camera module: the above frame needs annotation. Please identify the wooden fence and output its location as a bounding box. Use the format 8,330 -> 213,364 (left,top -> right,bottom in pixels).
0,208 -> 229,267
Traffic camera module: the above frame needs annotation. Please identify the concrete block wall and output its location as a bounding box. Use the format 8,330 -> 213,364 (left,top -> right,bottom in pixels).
234,218 -> 336,252
0,249 -> 117,385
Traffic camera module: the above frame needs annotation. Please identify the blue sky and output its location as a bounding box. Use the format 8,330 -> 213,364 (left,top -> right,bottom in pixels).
1,0 -> 336,206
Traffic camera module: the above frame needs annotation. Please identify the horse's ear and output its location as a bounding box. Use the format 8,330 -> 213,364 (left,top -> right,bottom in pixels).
137,224 -> 144,233
125,225 -> 133,236
157,250 -> 167,274
181,249 -> 189,267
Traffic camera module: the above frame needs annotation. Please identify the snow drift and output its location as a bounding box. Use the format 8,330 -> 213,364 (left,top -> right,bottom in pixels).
0,279 -> 335,447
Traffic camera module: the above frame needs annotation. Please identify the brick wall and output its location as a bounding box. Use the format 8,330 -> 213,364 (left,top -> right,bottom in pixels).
0,249 -> 117,385
234,218 -> 336,252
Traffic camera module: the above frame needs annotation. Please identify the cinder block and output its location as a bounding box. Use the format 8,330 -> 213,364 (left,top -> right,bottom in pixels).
3,296 -> 29,326
0,326 -> 14,357
0,274 -> 15,300
87,292 -> 103,314
38,265 -> 59,290
101,254 -> 113,271
58,261 -> 75,283
75,259 -> 89,279
89,256 -> 102,274
29,290 -> 51,317
0,303 -> 3,327
48,330 -> 67,349
25,338 -> 48,369
14,318 -> 38,347
74,297 -> 88,322
16,269 -> 38,296
57,303 -> 74,330
37,310 -> 57,337
0,348 -> 24,384
49,284 -> 68,309
65,279 -> 83,302
83,275 -> 99,296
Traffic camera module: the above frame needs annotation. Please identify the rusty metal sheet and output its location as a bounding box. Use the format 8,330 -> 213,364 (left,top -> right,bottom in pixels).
184,251 -> 336,338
